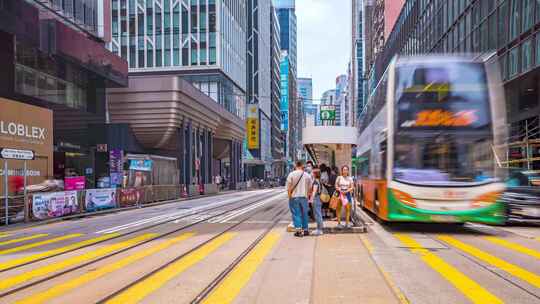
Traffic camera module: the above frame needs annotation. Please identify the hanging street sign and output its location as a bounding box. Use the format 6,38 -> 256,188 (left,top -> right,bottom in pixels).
0,148 -> 35,160
320,105 -> 336,121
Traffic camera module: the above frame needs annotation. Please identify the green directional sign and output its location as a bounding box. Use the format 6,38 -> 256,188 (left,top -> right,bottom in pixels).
320,105 -> 336,121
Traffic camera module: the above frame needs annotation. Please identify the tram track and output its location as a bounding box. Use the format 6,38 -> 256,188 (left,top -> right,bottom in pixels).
95,199 -> 288,303
0,190 -> 284,298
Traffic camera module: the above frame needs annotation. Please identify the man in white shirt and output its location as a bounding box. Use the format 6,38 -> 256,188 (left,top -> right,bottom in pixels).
286,161 -> 312,237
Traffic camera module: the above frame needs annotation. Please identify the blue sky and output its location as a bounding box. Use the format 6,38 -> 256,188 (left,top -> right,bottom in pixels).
297,0 -> 351,102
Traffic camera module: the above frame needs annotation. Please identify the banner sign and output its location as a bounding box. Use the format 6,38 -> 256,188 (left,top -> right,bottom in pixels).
64,176 -> 86,190
247,104 -> 259,149
85,188 -> 117,211
320,105 -> 336,121
118,188 -> 144,207
32,191 -> 78,220
129,159 -> 153,171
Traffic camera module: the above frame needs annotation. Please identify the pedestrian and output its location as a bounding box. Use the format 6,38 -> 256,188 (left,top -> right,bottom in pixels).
286,160 -> 312,237
335,165 -> 354,228
309,169 -> 324,235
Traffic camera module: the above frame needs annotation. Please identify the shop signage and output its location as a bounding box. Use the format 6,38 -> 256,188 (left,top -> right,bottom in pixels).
129,159 -> 153,171
0,98 -> 53,194
64,176 -> 86,191
85,188 -> 117,211
320,105 -> 336,121
32,191 -> 78,220
247,104 -> 259,149
0,148 -> 35,160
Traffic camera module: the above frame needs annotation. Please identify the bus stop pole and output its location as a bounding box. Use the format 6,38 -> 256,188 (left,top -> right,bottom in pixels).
4,161 -> 8,225
23,161 -> 29,223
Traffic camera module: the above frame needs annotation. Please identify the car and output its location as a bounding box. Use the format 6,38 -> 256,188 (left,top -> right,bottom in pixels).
503,170 -> 540,224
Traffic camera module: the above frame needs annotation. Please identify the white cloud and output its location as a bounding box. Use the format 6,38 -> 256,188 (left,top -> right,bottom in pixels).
297,0 -> 351,101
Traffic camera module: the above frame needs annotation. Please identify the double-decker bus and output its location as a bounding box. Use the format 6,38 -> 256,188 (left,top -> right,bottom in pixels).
357,55 -> 507,224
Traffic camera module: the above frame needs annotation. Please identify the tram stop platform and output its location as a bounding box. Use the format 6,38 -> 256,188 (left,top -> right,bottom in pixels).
286,207 -> 367,234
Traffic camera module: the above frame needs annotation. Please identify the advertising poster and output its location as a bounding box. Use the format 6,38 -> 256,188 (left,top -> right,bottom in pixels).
64,176 -> 86,190
85,188 -> 117,211
129,159 -> 153,171
247,104 -> 259,149
32,191 -> 78,220
118,188 -> 144,208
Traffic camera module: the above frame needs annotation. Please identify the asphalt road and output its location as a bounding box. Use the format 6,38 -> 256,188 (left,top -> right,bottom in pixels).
360,209 -> 540,304
0,188 -> 538,304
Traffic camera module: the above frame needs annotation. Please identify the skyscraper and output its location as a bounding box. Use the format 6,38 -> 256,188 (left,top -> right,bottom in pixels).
109,0 -> 248,116
273,0 -> 297,74
352,0 -> 365,120
298,78 -> 316,127
270,7 -> 285,176
335,75 -> 348,126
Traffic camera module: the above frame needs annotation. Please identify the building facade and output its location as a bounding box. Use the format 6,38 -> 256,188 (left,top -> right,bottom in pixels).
352,0 -> 365,120
270,6 -> 284,177
367,0 -> 540,141
108,0 -> 246,190
273,0 -> 297,74
298,77 -> 316,127
0,0 -> 129,191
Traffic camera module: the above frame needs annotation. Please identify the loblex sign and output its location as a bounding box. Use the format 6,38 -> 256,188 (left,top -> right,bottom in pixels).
0,97 -> 53,194
0,121 -> 46,141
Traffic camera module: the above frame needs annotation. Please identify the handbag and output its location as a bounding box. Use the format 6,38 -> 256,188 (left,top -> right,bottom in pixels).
320,184 -> 331,203
329,191 -> 340,210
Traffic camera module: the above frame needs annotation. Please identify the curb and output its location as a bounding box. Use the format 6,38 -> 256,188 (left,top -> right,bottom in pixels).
0,190 -> 239,233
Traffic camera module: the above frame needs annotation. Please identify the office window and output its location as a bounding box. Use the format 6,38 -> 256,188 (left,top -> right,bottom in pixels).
498,1 -> 508,46
501,53 -> 508,81
489,14 -> 497,50
522,39 -> 533,72
536,34 -> 540,67
523,0 -> 534,32
509,46 -> 519,77
509,0 -> 520,40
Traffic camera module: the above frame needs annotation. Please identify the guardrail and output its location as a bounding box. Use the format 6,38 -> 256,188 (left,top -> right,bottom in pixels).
0,184 -> 220,226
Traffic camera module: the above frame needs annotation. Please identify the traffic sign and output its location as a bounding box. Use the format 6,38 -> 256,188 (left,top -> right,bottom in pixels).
0,148 -> 35,160
320,105 -> 336,121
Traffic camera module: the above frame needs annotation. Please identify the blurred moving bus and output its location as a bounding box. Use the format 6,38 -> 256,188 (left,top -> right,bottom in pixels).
357,55 -> 507,224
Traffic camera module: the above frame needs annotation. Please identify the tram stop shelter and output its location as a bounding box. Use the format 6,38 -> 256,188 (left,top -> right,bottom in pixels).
303,126 -> 358,171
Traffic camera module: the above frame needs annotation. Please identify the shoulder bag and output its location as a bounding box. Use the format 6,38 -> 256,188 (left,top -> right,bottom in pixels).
288,173 -> 304,198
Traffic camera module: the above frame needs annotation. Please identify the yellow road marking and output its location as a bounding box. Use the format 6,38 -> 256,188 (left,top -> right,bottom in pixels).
360,235 -> 410,304
484,237 -> 540,260
439,235 -> 540,289
395,234 -> 503,304
0,233 -> 119,271
0,234 -> 48,247
202,232 -> 281,304
0,234 -> 156,291
0,234 -> 82,255
105,233 -> 236,304
16,233 -> 195,304
0,233 -> 10,238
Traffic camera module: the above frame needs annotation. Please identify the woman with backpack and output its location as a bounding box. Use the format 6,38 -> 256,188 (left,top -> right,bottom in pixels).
309,169 -> 324,235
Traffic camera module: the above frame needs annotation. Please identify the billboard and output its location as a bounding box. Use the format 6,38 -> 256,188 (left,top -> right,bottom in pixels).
247,104 -> 259,149
0,98 -> 53,194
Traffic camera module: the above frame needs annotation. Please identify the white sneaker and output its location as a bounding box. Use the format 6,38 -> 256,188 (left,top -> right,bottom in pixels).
336,223 -> 345,229
346,223 -> 354,228
312,229 -> 324,236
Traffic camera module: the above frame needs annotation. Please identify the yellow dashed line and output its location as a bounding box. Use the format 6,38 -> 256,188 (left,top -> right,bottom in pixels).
439,235 -> 540,289
0,233 -> 11,238
396,234 -> 503,304
16,233 -> 195,304
0,234 -> 156,291
484,236 -> 540,260
0,233 -> 119,271
202,232 -> 281,304
0,234 -> 82,255
0,234 -> 48,246
105,232 -> 236,304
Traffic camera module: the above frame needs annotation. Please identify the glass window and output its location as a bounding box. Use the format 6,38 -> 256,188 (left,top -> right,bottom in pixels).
501,53 -> 508,81
498,2 -> 508,46
509,0 -> 520,40
523,0 -> 534,32
488,14 -> 497,50
522,39 -> 533,72
509,46 -> 519,77
536,34 -> 540,67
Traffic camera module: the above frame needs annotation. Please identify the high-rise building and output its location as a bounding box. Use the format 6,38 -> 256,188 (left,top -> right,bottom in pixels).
335,75 -> 348,126
352,0 -> 365,121
270,6 -> 284,177
369,0 -> 540,147
298,78 -> 316,127
245,0 -> 273,178
108,0 -> 246,191
273,0 -> 297,74
109,0 -> 247,116
0,0 -> 129,192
